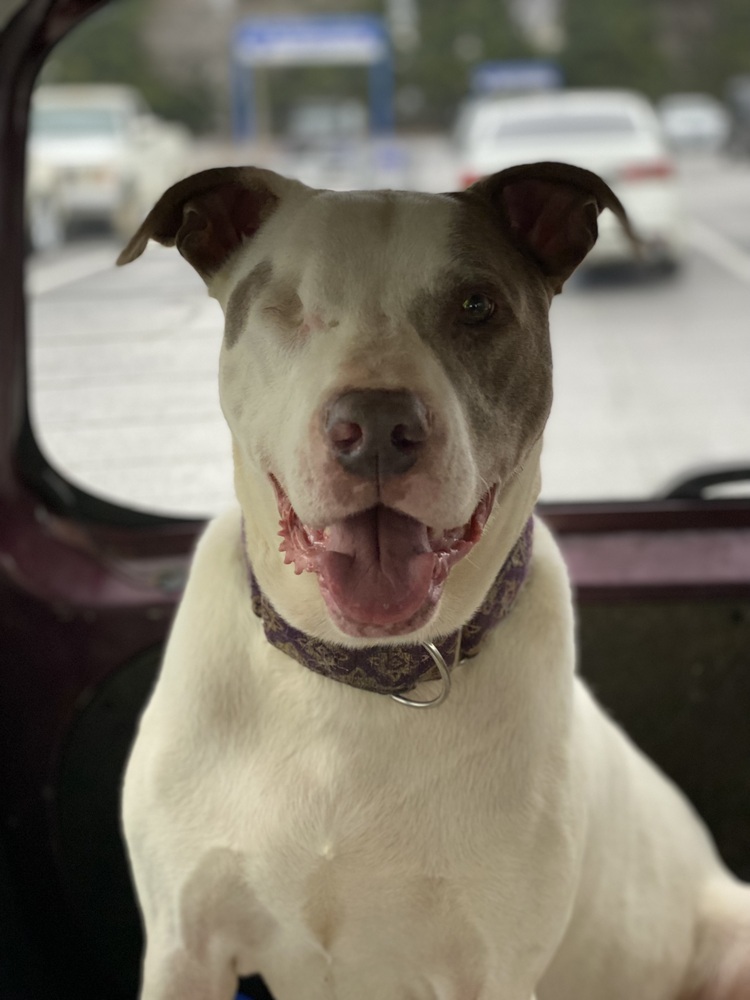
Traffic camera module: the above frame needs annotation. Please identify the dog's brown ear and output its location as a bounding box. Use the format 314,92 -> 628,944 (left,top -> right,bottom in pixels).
116,167 -> 283,279
469,161 -> 640,292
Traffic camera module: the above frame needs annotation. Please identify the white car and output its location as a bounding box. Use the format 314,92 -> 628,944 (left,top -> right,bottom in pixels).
29,84 -> 192,240
457,89 -> 682,269
658,92 -> 731,153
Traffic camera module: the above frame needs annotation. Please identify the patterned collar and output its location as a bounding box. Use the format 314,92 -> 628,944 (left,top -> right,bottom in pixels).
244,518 -> 534,698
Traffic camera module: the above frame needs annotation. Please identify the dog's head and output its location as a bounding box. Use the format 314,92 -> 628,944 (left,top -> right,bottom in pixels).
119,162 -> 633,643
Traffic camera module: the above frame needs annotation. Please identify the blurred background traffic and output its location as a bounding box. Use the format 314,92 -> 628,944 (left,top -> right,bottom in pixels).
23,0 -> 750,255
14,0 -> 750,513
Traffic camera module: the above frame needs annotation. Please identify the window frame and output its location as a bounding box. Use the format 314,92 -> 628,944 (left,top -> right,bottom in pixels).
2,0 -> 749,599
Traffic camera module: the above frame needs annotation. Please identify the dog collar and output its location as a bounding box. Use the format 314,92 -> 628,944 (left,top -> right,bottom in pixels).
243,518 -> 534,705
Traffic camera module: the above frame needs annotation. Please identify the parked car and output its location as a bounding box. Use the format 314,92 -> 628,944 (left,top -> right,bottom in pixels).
457,88 -> 682,269
658,92 -> 731,153
29,84 -> 191,240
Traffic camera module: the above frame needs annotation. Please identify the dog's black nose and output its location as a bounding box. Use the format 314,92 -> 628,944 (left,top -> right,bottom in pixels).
325,389 -> 429,479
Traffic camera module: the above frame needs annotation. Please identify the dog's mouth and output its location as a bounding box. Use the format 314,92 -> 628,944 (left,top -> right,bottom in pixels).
272,478 -> 496,638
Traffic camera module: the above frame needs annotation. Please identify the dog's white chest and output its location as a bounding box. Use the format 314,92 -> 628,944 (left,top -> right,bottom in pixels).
245,816 -> 498,998
120,518 -> 585,999
131,651 -> 577,1000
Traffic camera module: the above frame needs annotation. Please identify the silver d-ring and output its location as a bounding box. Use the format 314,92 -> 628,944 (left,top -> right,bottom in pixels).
390,640 -> 456,709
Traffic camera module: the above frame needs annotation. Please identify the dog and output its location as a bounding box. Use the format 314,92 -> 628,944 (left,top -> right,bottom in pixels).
118,161 -> 750,1000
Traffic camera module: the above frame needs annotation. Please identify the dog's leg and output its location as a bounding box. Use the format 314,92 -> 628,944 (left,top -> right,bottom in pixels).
135,848 -> 275,1000
693,949 -> 750,1000
688,880 -> 750,1000
139,941 -> 238,1000
706,929 -> 750,999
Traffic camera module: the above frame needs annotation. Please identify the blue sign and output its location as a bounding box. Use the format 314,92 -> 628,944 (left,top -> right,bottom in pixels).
230,15 -> 393,139
472,60 -> 563,95
234,15 -> 389,67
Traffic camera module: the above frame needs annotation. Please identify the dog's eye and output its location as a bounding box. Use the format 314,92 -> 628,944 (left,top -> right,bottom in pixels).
460,293 -> 495,325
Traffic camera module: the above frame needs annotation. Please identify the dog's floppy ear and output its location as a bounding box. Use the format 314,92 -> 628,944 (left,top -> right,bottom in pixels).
116,167 -> 284,279
469,161 -> 640,293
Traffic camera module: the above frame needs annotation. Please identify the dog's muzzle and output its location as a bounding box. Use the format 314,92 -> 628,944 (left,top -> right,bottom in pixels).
325,388 -> 429,479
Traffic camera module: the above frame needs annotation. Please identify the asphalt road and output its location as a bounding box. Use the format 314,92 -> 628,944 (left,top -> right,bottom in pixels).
25,142 -> 750,517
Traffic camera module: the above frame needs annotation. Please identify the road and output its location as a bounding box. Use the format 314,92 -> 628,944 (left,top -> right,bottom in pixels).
26,141 -> 750,517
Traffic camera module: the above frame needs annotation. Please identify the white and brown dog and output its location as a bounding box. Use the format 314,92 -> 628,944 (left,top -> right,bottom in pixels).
118,162 -> 750,1000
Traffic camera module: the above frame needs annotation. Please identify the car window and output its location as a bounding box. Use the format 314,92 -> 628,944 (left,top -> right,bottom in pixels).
24,0 -> 750,516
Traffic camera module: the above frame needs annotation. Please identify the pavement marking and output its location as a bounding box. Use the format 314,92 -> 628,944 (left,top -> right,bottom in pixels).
687,218 -> 750,285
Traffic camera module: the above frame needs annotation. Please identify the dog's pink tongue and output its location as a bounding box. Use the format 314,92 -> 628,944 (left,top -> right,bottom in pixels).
319,506 -> 436,627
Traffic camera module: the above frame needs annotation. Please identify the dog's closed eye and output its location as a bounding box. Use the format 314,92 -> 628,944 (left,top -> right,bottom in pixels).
262,290 -> 304,330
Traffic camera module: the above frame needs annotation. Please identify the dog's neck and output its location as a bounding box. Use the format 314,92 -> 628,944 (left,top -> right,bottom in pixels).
243,519 -> 534,698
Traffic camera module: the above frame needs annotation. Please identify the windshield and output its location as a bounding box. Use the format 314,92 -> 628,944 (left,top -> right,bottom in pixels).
32,107 -> 125,138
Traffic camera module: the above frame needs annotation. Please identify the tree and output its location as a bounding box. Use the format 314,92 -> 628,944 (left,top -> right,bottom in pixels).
560,0 -> 667,96
399,0 -> 533,126
710,0 -> 750,90
40,0 -> 215,132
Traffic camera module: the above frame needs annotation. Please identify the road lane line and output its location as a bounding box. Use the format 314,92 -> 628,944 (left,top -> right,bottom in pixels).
687,219 -> 750,285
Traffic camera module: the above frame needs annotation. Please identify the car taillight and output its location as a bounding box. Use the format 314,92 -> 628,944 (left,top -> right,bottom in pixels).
460,171 -> 482,188
619,159 -> 676,181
